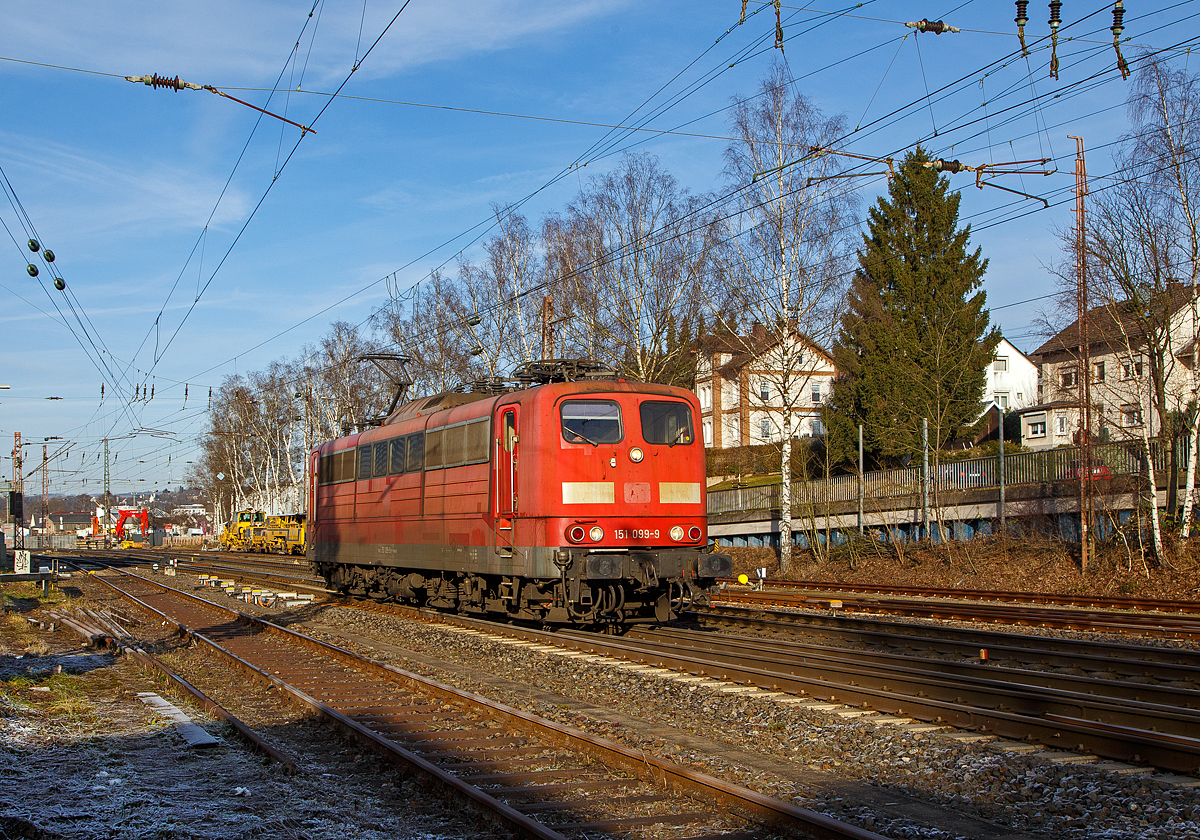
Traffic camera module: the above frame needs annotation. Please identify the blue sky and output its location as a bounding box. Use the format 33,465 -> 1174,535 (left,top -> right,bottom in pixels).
1,0 -> 1197,497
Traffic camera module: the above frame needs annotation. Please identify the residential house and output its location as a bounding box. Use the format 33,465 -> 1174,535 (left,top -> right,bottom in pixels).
47,511 -> 94,536
694,323 -> 836,449
1019,285 -> 1196,449
984,337 -> 1039,413
696,326 -> 1033,451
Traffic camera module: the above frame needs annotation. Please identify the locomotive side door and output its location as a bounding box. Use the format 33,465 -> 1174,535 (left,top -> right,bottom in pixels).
495,406 -> 519,547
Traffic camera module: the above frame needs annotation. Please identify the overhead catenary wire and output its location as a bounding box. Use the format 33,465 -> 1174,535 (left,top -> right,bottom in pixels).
176,11 -> 1194,401
11,4 -> 1200,492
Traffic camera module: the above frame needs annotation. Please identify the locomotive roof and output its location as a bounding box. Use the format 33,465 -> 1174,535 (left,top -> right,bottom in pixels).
383,391 -> 490,425
382,378 -> 690,426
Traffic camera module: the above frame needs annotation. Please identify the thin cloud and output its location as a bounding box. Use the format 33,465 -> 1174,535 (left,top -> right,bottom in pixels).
0,1 -> 630,88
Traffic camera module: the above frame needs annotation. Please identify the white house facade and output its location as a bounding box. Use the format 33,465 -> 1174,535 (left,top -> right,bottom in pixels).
983,337 -> 1039,413
694,324 -> 836,450
1017,286 -> 1197,450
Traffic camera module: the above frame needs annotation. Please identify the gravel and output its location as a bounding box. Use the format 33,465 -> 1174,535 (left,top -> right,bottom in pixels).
28,568 -> 1200,839
302,600 -> 1200,840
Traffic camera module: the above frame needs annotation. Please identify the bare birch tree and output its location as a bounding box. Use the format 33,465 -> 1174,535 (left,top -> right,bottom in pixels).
373,273 -> 477,396
550,152 -> 716,383
1084,184 -> 1189,562
456,208 -> 544,375
1122,59 -> 1200,535
715,62 -> 857,571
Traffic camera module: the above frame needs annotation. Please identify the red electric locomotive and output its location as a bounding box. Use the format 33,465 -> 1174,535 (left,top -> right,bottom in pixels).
307,367 -> 732,627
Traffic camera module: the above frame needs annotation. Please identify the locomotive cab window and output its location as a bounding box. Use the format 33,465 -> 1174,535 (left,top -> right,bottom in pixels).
640,400 -> 694,446
561,400 -> 622,445
407,432 -> 425,471
358,445 -> 373,480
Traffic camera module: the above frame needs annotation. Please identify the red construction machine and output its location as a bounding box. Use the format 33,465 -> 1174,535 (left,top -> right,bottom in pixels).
113,509 -> 150,547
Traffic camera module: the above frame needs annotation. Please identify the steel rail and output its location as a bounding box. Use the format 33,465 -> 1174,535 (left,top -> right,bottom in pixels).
692,603 -> 1200,685
338,601 -> 1200,774
65,550 -> 329,595
43,586 -> 299,772
551,632 -> 1200,773
67,551 -> 1200,771
737,578 -> 1200,615
639,625 -> 1200,713
716,589 -> 1200,639
79,564 -> 889,840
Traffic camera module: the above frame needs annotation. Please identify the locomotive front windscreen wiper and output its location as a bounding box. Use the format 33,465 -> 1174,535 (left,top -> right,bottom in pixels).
561,400 -> 624,444
565,428 -> 601,447
639,400 -> 693,446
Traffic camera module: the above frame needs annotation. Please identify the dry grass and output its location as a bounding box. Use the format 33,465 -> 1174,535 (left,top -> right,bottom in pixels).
732,533 -> 1200,600
23,640 -> 50,656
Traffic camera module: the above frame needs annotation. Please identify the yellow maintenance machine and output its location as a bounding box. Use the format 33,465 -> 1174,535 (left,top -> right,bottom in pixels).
220,510 -> 305,555
219,510 -> 265,552
251,513 -> 306,555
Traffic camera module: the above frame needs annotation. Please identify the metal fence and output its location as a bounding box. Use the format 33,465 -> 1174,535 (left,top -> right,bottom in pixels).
708,439 -> 1174,515
17,534 -> 79,550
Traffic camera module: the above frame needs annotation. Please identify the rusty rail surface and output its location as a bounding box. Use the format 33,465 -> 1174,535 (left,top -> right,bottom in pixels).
65,551 -> 1200,775
714,587 -> 1200,639
731,578 -> 1200,615
78,562 -> 888,840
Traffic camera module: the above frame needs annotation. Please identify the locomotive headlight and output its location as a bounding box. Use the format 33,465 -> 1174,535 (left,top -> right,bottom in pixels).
688,526 -> 702,542
568,525 -> 586,543
669,525 -> 685,542
629,447 -> 644,463
589,526 -> 604,542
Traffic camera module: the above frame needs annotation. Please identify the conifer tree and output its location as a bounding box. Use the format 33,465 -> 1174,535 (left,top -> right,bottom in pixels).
832,147 -> 998,461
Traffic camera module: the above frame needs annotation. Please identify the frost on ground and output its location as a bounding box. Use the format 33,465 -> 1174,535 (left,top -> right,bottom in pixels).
0,609 -> 485,840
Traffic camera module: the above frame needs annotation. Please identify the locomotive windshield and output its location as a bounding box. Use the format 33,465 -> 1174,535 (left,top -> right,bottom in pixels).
640,401 -> 694,446
561,400 -> 623,445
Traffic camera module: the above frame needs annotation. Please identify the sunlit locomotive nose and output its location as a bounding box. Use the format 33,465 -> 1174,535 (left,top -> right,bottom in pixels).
308,360 -> 732,628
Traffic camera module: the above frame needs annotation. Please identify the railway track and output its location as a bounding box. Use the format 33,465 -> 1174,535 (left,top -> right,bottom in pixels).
71,561 -> 887,840
715,587 -> 1200,639
741,578 -> 1200,615
71,548 -> 1200,639
58,550 -> 1200,775
355,605 -> 1200,775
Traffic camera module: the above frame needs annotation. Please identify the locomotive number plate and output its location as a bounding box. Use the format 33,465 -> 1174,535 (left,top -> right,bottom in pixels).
614,528 -> 659,540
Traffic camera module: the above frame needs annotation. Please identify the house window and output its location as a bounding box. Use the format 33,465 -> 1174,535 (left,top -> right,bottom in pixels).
1122,403 -> 1143,427
699,386 -> 711,409
994,393 -> 1009,409
1017,392 -> 1023,401
760,381 -> 769,401
811,383 -> 822,404
811,417 -> 824,437
1028,421 -> 1047,438
994,357 -> 1008,372
760,418 -> 772,440
703,420 -> 712,446
1056,415 -> 1069,436
1060,368 -> 1077,389
1121,357 -> 1144,380
729,416 -> 740,446
1094,361 -> 1105,382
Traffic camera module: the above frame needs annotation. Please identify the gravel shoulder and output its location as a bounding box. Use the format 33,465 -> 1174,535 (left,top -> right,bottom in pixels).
9,570 -> 1200,840
0,579 -> 495,840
